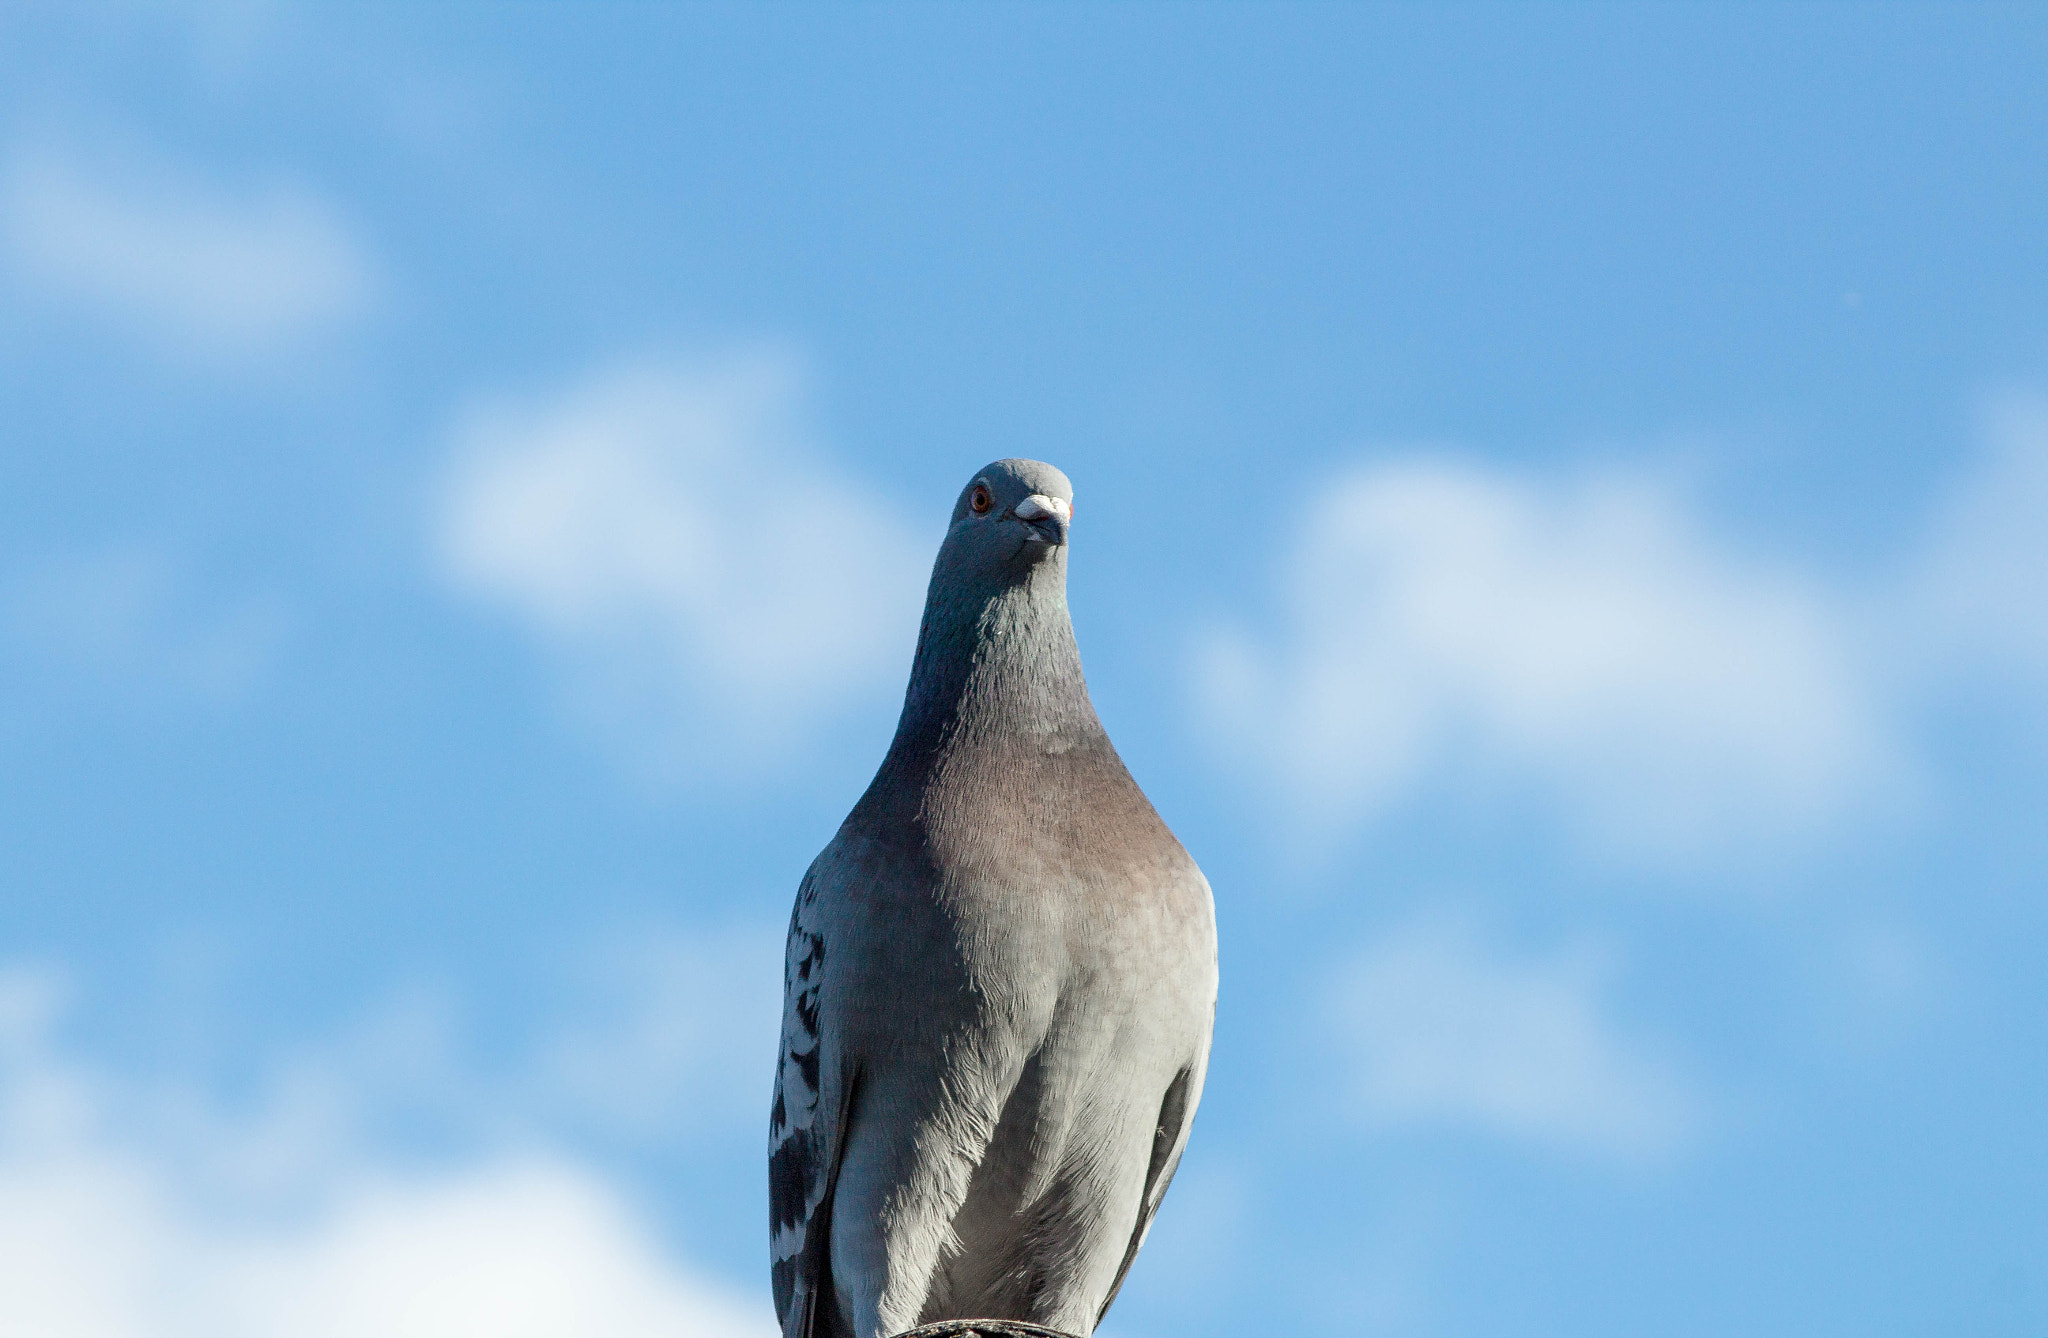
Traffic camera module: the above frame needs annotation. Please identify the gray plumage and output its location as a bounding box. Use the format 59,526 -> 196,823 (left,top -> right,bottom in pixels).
768,460 -> 1217,1338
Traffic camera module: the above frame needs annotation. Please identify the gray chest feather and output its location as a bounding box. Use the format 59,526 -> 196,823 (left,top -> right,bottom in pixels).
834,733 -> 1211,1020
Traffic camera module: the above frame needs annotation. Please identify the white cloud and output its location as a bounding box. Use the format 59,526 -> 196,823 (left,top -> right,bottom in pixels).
0,1152 -> 772,1338
1910,394 -> 2048,684
1198,456 -> 1900,860
0,965 -> 776,1338
0,136 -> 377,360
439,351 -> 927,772
1329,914 -> 1701,1161
213,1165 -> 769,1338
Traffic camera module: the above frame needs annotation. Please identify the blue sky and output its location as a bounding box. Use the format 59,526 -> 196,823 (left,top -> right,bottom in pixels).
3,4 -> 2046,1335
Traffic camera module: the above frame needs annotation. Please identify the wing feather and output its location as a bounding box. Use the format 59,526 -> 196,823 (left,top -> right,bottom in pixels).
1095,1033 -> 1211,1327
770,869 -> 842,1335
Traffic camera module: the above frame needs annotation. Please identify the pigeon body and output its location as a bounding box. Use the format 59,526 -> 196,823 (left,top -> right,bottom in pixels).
769,460 -> 1217,1338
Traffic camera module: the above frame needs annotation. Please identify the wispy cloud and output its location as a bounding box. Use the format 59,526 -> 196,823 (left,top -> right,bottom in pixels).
438,350 -> 927,776
1910,394 -> 2048,687
1329,914 -> 1702,1161
1,544 -> 287,705
525,923 -> 782,1144
193,921 -> 784,1159
1198,456 -> 1902,863
0,960 -> 776,1338
0,135 -> 378,362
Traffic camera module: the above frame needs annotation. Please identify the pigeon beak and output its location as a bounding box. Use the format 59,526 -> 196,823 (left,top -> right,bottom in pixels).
1013,494 -> 1071,547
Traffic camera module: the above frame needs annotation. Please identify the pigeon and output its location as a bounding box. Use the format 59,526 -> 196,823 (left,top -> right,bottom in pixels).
768,459 -> 1218,1338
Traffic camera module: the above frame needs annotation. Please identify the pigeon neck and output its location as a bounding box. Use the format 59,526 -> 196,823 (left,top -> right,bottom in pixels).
889,559 -> 1100,764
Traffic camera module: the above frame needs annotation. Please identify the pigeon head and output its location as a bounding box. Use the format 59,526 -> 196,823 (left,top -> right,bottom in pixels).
939,458 -> 1074,578
890,457 -> 1099,750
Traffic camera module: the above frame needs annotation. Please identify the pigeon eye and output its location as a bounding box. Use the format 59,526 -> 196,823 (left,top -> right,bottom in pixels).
969,485 -> 992,515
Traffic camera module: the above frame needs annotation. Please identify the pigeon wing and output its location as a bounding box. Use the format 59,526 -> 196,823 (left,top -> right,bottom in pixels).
769,867 -> 852,1338
1095,1011 -> 1213,1327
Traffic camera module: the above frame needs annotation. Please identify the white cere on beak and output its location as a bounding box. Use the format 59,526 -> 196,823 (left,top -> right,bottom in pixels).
1014,495 -> 1071,522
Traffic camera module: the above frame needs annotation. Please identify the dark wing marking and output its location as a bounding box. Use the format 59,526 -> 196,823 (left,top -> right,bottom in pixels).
1095,1053 -> 1206,1327
770,870 -> 850,1337
788,1070 -> 857,1338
